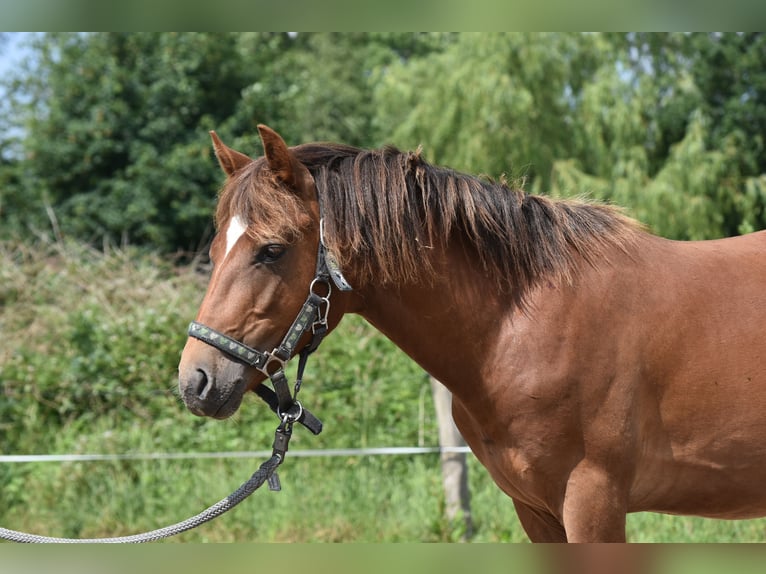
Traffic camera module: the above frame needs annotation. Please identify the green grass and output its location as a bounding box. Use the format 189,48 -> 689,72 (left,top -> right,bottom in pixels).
5,447 -> 766,542
2,238 -> 766,542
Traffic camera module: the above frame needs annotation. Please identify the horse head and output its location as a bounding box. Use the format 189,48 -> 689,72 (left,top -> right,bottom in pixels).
178,125 -> 349,419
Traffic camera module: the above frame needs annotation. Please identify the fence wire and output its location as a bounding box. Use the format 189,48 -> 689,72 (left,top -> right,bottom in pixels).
0,445 -> 471,463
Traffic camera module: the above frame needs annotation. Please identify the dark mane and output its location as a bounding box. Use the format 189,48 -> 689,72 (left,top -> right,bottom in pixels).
218,142 -> 641,307
293,142 -> 641,306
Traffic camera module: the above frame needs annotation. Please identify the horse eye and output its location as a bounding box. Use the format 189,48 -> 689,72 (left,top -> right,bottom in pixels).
255,244 -> 286,264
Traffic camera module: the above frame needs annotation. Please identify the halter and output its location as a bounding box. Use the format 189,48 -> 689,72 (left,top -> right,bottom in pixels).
187,216 -> 352,438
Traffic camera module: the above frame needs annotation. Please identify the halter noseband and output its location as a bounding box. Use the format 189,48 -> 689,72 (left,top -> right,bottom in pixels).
187,217 -> 352,437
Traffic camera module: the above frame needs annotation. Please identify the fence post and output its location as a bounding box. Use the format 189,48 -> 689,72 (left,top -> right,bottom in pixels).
430,376 -> 473,540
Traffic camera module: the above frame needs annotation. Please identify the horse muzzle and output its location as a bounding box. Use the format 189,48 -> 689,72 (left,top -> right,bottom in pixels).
178,343 -> 256,419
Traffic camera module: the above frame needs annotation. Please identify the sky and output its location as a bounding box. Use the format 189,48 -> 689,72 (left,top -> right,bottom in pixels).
0,32 -> 36,79
0,33 -> 37,154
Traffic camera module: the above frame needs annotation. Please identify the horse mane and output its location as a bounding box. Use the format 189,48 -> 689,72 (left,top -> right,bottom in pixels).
217,142 -> 642,307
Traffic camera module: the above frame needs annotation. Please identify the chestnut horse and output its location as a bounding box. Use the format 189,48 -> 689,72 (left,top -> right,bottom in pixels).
178,125 -> 766,542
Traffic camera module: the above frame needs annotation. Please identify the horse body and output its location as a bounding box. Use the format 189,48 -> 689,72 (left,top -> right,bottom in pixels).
625,234 -> 766,518
354,230 -> 766,540
178,125 -> 766,542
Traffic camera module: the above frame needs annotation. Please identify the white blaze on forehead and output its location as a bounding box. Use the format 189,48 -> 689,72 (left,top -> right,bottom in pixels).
224,215 -> 248,259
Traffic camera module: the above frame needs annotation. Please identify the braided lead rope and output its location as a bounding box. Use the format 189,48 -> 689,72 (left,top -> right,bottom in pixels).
0,454 -> 282,543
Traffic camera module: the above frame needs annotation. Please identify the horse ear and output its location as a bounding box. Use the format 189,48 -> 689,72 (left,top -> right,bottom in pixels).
257,124 -> 302,189
210,131 -> 252,177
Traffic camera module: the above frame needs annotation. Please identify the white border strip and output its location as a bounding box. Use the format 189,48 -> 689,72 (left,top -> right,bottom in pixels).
0,446 -> 471,463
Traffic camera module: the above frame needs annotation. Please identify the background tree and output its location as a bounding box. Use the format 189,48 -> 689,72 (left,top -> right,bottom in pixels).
0,32 -> 455,252
1,33 -> 252,252
374,32 -> 766,240
373,33 -> 606,189
5,33 -> 765,249
228,32 -> 455,150
550,33 -> 766,239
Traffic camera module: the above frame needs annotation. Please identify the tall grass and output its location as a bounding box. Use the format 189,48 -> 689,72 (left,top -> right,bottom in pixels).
1,239 -> 765,542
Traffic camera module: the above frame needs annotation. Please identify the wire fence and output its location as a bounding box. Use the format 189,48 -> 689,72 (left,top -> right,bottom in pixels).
0,445 -> 472,464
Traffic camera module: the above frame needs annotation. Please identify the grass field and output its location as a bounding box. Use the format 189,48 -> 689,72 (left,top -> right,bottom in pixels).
4,448 -> 766,543
2,239 -> 765,542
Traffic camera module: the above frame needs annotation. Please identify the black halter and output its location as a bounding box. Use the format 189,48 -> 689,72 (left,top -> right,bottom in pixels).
187,217 -> 352,437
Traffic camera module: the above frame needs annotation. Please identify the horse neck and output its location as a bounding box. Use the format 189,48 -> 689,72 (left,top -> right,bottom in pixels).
353,239 -> 509,392
351,227 -> 642,400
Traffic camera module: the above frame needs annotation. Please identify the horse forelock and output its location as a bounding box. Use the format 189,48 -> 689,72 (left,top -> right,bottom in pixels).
214,159 -> 309,245
291,142 -> 641,307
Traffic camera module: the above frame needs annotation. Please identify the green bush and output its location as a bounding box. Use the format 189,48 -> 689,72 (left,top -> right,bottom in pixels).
0,241 -> 196,435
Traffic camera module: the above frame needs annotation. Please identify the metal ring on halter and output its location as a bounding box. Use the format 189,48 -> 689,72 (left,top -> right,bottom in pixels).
277,400 -> 304,424
309,277 -> 332,299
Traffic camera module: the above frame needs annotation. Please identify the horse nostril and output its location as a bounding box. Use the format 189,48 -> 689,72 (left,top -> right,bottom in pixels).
195,368 -> 213,400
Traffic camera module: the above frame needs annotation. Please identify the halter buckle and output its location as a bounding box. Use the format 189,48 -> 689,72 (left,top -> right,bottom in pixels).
319,218 -> 353,292
260,353 -> 286,377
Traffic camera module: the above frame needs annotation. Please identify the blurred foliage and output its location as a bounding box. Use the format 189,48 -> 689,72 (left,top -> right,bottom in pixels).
0,33 -> 249,252
373,33 -> 603,189
3,33 -> 765,248
374,32 -> 766,240
0,32 -> 452,253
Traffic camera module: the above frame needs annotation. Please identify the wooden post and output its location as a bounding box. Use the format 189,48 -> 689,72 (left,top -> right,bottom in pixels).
430,376 -> 473,540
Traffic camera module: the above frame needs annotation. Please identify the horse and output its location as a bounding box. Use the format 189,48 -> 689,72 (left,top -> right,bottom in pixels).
178,124 -> 766,542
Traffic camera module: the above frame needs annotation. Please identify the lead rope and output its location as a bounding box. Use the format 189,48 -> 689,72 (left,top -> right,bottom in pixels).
0,408 -> 305,543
